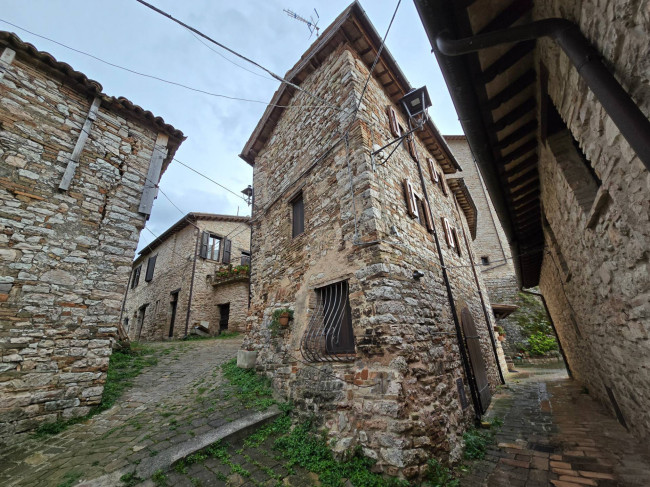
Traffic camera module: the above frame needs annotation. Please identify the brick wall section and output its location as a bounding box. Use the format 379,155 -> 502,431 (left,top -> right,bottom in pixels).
123,217 -> 250,340
0,47 -> 182,440
534,0 -> 650,437
245,43 -> 502,477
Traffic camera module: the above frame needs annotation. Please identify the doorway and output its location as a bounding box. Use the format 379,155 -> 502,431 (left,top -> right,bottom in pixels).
461,306 -> 492,414
169,289 -> 180,338
218,303 -> 230,331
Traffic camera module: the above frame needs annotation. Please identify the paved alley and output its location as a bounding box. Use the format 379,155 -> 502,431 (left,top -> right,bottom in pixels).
0,337 -> 255,487
462,364 -> 650,487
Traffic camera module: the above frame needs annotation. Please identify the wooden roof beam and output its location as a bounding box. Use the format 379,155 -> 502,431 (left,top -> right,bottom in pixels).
494,120 -> 538,150
486,69 -> 536,111
493,97 -> 536,132
481,40 -> 536,83
498,138 -> 537,166
504,154 -> 538,178
477,0 -> 534,34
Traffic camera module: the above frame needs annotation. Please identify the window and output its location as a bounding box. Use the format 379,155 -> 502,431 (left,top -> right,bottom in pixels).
439,173 -> 449,196
481,256 -> 490,266
123,318 -> 129,332
403,179 -> 419,219
406,134 -> 418,160
131,265 -> 141,289
387,106 -> 401,137
544,96 -> 601,214
291,192 -> 304,238
241,251 -> 251,266
452,228 -> 462,256
300,280 -> 355,361
442,217 -> 455,250
427,158 -> 439,184
145,255 -> 157,282
404,179 -> 433,232
200,232 -> 228,261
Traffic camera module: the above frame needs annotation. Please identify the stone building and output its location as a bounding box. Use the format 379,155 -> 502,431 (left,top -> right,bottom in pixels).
239,3 -> 503,477
0,32 -> 185,439
417,0 -> 650,438
445,135 -> 522,353
122,213 -> 251,341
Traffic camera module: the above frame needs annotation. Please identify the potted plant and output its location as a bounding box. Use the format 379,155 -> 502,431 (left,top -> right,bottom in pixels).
272,308 -> 294,328
495,326 -> 506,341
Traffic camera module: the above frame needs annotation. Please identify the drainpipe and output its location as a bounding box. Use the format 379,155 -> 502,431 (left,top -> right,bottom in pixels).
410,121 -> 483,420
184,227 -> 201,337
433,17 -> 650,173
520,288 -> 572,378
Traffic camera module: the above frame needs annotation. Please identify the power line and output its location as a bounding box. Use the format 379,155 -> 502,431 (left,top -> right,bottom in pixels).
170,157 -> 249,203
0,19 -> 342,111
133,0 -> 349,115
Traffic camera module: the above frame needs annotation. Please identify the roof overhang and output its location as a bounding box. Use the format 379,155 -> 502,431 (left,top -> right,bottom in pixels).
414,0 -> 543,287
240,1 -> 460,173
447,177 -> 477,239
492,303 -> 519,319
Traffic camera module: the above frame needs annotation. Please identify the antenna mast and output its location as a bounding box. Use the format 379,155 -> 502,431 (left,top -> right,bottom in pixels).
284,8 -> 320,38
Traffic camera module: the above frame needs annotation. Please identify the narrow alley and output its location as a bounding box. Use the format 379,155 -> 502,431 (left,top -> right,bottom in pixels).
462,364 -> 650,487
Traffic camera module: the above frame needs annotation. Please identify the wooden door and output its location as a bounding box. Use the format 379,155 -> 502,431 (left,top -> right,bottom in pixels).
461,306 -> 491,413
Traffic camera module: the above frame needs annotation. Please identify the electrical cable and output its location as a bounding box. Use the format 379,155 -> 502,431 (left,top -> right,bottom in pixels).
0,18 -> 343,111
133,0 -> 350,115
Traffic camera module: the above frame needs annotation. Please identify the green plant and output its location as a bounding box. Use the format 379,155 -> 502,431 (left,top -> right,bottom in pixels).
271,308 -> 294,326
56,471 -> 82,487
462,418 -> 502,461
494,326 -> 505,335
221,358 -> 276,410
152,469 -> 168,486
120,472 -> 142,487
527,331 -> 558,356
174,459 -> 188,474
424,459 -> 459,487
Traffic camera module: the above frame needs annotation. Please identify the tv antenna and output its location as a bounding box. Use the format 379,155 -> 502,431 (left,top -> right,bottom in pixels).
284,8 -> 320,38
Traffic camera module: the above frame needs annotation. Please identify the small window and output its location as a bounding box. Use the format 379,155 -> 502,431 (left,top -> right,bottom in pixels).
452,228 -> 462,256
406,134 -> 418,161
131,265 -> 141,289
442,217 -> 455,249
481,256 -> 490,266
241,251 -> 251,266
123,318 -> 129,331
208,235 -> 221,260
387,106 -> 401,137
291,192 -> 304,238
145,255 -> 157,282
428,158 -> 439,184
439,173 -> 448,196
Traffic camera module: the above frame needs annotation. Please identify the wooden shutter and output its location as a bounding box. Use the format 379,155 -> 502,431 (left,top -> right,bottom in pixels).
428,158 -> 439,183
452,228 -> 462,256
442,217 -> 455,248
222,239 -> 232,264
145,255 -> 157,282
407,135 -> 417,160
440,173 -> 448,196
200,231 -> 209,259
403,179 -> 419,219
421,198 -> 434,232
131,265 -> 141,289
387,106 -> 401,138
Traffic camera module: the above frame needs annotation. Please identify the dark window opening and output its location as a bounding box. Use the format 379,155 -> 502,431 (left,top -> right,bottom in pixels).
123,318 -> 129,332
169,290 -> 179,338
291,192 -> 304,238
300,280 -> 355,361
145,255 -> 157,282
481,256 -> 490,266
241,251 -> 251,266
414,196 -> 426,227
131,265 -> 141,289
219,303 -> 230,331
545,95 -> 601,213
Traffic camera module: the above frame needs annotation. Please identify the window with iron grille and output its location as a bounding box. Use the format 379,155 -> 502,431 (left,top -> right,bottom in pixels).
300,280 -> 355,362
291,192 -> 304,238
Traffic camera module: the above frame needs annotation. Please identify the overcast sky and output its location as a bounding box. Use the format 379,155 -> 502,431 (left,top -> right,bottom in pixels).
2,0 -> 462,253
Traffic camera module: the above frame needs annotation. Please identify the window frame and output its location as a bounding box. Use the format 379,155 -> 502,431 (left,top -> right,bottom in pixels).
131,265 -> 142,289
291,192 -> 305,238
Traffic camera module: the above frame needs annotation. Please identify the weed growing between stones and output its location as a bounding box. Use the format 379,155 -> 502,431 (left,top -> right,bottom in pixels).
462,418 -> 502,460
424,459 -> 459,487
119,472 -> 142,486
55,471 -> 82,487
152,469 -> 168,486
182,331 -> 241,341
33,342 -> 157,437
220,358 -> 276,410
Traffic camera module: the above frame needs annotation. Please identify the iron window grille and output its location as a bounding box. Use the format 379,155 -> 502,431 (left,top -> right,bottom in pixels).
300,280 -> 355,362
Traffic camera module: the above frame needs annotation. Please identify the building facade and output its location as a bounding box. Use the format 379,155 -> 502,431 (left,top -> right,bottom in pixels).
240,4 -> 503,477
417,0 -> 650,438
0,32 -> 184,440
445,135 -> 523,354
122,213 -> 251,341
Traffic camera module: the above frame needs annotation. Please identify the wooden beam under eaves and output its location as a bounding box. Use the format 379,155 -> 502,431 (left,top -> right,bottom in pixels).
504,154 -> 538,178
508,172 -> 538,190
495,120 -> 538,150
477,0 -> 534,34
486,70 -> 536,111
481,40 -> 536,83
499,139 -> 537,166
493,97 -> 536,132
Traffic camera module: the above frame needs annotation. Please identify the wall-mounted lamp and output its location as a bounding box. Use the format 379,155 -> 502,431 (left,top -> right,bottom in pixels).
398,86 -> 432,121
241,185 -> 253,206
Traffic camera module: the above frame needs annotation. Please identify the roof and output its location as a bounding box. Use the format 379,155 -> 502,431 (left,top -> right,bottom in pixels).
415,0 -> 543,287
0,31 -> 186,155
136,213 -> 250,262
240,1 -> 460,173
492,303 -> 519,320
447,177 -> 478,239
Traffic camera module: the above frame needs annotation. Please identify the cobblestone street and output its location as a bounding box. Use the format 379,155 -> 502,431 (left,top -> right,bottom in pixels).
0,337 -> 256,487
462,364 -> 650,487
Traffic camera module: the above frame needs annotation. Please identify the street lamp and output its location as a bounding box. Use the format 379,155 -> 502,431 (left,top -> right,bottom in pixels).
241,185 -> 253,206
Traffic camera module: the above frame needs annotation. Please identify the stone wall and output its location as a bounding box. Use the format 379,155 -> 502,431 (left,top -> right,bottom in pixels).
123,217 -> 250,340
535,0 -> 650,437
244,41 -> 502,477
0,47 -> 182,440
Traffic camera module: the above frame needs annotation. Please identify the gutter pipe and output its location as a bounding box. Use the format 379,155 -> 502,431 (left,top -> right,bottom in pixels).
434,18 -> 650,173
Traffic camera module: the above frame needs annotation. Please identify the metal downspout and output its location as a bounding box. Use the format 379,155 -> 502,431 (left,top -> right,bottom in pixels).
434,18 -> 650,173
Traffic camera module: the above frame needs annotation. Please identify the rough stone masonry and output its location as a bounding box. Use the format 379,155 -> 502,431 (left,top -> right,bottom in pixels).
239,4 -> 503,479
0,32 -> 184,441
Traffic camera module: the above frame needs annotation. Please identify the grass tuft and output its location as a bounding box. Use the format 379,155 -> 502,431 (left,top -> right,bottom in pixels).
220,358 -> 275,410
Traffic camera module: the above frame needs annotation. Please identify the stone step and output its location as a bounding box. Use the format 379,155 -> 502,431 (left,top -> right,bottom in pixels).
78,407 -> 281,487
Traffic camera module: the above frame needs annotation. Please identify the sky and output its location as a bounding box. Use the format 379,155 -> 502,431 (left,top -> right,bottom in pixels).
1,0 -> 462,253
